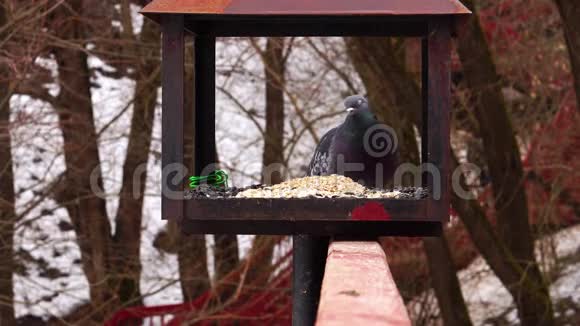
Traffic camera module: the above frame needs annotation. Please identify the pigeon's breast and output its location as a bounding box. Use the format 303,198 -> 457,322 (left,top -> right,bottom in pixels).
331,128 -> 399,188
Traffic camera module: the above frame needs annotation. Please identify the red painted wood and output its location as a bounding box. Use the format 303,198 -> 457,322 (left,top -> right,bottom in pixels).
351,202 -> 392,221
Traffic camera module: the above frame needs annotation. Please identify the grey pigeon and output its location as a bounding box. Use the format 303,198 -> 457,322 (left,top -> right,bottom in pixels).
307,95 -> 399,188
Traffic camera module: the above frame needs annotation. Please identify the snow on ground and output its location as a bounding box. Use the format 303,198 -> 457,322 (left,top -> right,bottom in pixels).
10,35 -> 345,318
11,70 -> 90,317
408,224 -> 580,325
9,15 -> 576,323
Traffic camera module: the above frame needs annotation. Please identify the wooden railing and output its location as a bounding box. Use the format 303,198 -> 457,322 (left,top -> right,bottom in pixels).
106,241 -> 410,325
316,241 -> 411,326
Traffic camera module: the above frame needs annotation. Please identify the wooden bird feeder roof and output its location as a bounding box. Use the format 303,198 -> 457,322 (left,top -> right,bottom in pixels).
142,0 -> 470,16
141,0 -> 471,37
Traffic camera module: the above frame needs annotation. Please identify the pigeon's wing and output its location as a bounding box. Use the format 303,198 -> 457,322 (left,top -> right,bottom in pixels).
307,127 -> 337,176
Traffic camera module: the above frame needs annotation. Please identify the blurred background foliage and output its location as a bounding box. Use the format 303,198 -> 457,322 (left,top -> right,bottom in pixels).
0,0 -> 579,325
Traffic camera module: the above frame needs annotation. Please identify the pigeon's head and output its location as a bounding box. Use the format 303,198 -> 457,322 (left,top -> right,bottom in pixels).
343,95 -> 378,125
344,95 -> 368,113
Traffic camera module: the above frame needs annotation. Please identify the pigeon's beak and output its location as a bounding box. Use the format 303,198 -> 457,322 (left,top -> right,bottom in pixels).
346,107 -> 355,113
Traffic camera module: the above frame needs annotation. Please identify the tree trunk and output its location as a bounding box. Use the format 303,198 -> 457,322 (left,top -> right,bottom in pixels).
456,1 -> 554,324
213,234 -> 239,301
176,231 -> 210,301
52,1 -> 113,310
449,154 -> 557,323
345,37 -> 473,326
553,0 -> 580,110
0,4 -> 16,321
206,89 -> 239,301
111,17 -> 160,306
261,37 -> 286,186
344,37 -> 421,160
246,37 -> 286,286
423,238 -> 472,326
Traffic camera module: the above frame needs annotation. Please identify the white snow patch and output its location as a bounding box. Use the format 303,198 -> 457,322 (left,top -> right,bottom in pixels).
408,225 -> 580,325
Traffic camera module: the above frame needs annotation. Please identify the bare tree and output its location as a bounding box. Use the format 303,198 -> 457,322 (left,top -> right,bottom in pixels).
0,4 -> 17,323
111,12 -> 161,305
457,1 -> 554,324
2,0 -> 575,322
245,37 -> 287,286
10,0 -> 166,317
49,0 -> 114,310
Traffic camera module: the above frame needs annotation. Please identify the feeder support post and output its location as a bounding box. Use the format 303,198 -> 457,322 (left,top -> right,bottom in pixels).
161,14 -> 185,220
293,235 -> 329,326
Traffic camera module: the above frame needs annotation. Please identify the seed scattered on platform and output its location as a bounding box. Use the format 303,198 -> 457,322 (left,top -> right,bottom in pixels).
184,175 -> 428,200
234,175 -> 426,199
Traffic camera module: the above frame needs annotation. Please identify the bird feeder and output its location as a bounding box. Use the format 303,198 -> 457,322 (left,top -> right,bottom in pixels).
141,0 -> 471,237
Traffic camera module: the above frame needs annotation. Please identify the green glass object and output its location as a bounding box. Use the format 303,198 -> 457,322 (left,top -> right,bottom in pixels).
189,170 -> 229,189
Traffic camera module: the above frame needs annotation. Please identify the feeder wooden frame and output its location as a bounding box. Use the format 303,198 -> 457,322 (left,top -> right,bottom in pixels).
145,7 -> 469,236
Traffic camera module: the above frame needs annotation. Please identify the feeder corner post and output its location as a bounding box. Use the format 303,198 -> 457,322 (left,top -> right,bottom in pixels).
423,17 -> 452,224
161,14 -> 185,221
194,35 -> 217,176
